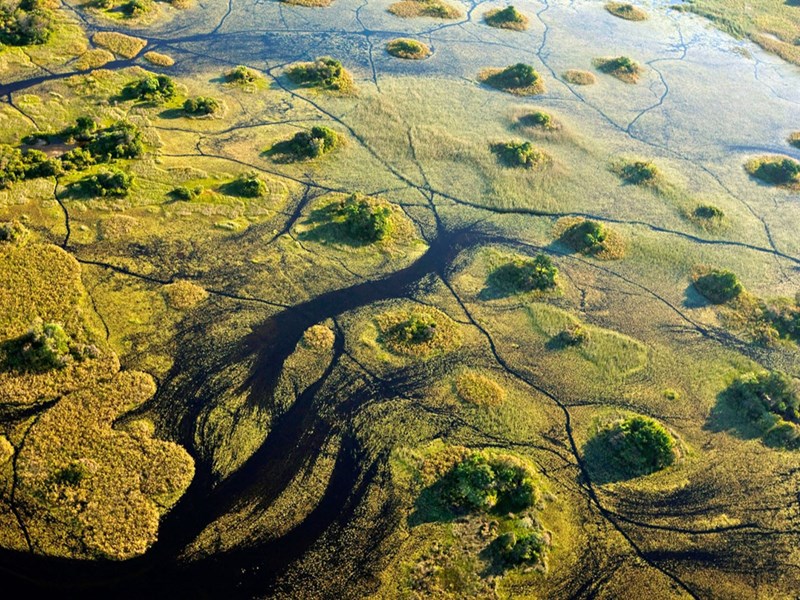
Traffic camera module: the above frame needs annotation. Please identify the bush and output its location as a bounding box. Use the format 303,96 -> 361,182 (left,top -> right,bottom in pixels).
337,194 -> 393,242
561,219 -> 608,253
225,65 -> 258,84
789,132 -> 800,149
0,220 -> 28,243
0,0 -> 53,46
86,121 -> 144,161
727,370 -> 800,425
602,416 -> 676,477
499,528 -> 547,566
490,141 -> 550,169
745,156 -> 800,187
169,185 -> 202,200
123,74 -> 176,103
518,111 -> 555,130
183,96 -> 220,116
389,312 -> 438,345
17,321 -> 73,370
693,204 -> 724,220
386,38 -> 431,59
443,452 -> 539,514
615,159 -> 660,185
60,147 -> 96,171
120,0 -> 149,17
268,126 -> 340,161
286,57 -> 352,91
484,6 -> 528,30
483,63 -> 541,92
594,56 -> 642,82
0,144 -> 61,187
228,173 -> 267,197
552,324 -> 589,347
489,254 -> 558,293
73,168 -> 133,197
693,268 -> 743,304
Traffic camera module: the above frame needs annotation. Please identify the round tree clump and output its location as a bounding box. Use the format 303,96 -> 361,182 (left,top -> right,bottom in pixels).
744,155 -> 800,188
605,2 -> 648,21
517,110 -> 559,131
227,173 -> 268,198
121,0 -> 151,18
123,74 -> 176,103
72,168 -> 133,197
285,56 -> 354,92
563,69 -> 597,85
612,158 -> 661,186
556,217 -> 625,260
693,204 -> 724,220
225,65 -> 260,85
487,254 -> 558,294
483,6 -> 529,31
386,38 -> 432,59
336,194 -> 394,243
479,63 -> 545,95
591,416 -> 676,480
376,306 -> 460,357
267,126 -> 341,161
455,371 -> 506,406
593,56 -> 643,83
301,324 -> 336,352
490,141 -> 551,169
387,0 -> 463,19
727,370 -> 800,426
183,96 -> 221,116
692,267 -> 743,304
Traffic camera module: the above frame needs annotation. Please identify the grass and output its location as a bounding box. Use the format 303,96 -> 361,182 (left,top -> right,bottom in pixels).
479,63 -> 546,96
91,31 -> 146,58
387,0 -> 463,19
605,2 -> 648,21
744,155 -> 800,189
143,51 -> 175,67
454,370 -> 506,406
593,56 -> 643,83
490,141 -> 551,169
386,38 -> 432,60
562,69 -> 596,85
375,306 -> 462,358
280,0 -> 332,5
555,217 -> 626,260
483,6 -> 529,31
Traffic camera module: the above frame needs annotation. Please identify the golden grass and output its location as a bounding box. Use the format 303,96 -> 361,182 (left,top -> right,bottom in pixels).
143,51 -> 175,67
375,306 -> 462,358
562,69 -> 597,85
454,371 -> 506,406
605,2 -> 648,21
92,32 -> 147,59
387,0 -> 463,19
593,56 -> 643,83
751,33 -> 800,66
386,38 -> 432,60
74,49 -> 115,70
483,6 -> 529,31
302,324 -> 336,351
162,279 -> 208,310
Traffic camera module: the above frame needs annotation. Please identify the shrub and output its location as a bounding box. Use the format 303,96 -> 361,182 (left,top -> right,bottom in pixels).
693,268 -> 743,304
601,416 -> 676,477
389,312 -> 438,345
120,0 -> 150,17
228,173 -> 267,197
337,194 -> 393,242
518,111 -> 555,130
490,141 -> 550,169
789,132 -> 800,149
225,65 -> 259,84
482,63 -> 543,94
0,144 -> 60,187
20,149 -> 62,178
614,159 -> 660,186
53,462 -> 88,486
183,96 -> 221,116
123,74 -> 176,103
73,168 -> 133,197
86,121 -> 144,161
60,147 -> 96,171
443,452 -> 539,514
0,220 -> 28,243
594,56 -> 642,82
727,370 -> 800,425
268,126 -> 340,161
498,528 -> 547,566
386,38 -> 431,59
745,156 -> 800,187
693,204 -> 724,220
605,2 -> 647,21
552,324 -> 589,347
286,57 -> 353,91
17,321 -> 73,370
376,307 -> 461,357
0,0 -> 53,46
169,185 -> 202,200
562,220 -> 607,253
489,254 -> 558,293
483,5 -> 528,30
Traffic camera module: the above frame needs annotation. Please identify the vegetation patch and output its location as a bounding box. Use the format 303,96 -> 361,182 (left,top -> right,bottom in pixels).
484,254 -> 559,296
490,140 -> 551,169
744,155 -> 800,189
285,56 -> 354,93
483,5 -> 528,30
584,415 -> 676,483
479,63 -> 546,95
387,0 -> 463,19
280,0 -> 332,6
605,2 -> 648,20
143,51 -> 174,66
788,132 -> 800,149
718,370 -> 800,449
224,65 -> 261,85
223,172 -> 268,198
162,280 -> 208,310
692,266 -> 744,305
183,96 -> 221,116
376,306 -> 461,358
555,217 -> 625,260
266,126 -> 341,162
454,371 -> 506,406
610,157 -> 665,189
386,38 -> 432,59
70,168 -> 133,197
3,319 -> 98,371
91,31 -> 146,58
0,144 -> 61,188
688,203 -> 726,231
122,73 -> 176,103
516,110 -> 559,131
562,69 -> 596,85
0,0 -> 54,46
593,56 -> 643,83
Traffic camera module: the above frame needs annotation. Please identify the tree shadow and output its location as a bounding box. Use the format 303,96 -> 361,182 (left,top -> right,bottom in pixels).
406,478 -> 462,527
158,108 -> 185,119
582,431 -> 640,485
295,204 -> 369,248
704,389 -> 766,442
260,141 -> 305,164
682,282 -> 711,309
477,264 -> 526,300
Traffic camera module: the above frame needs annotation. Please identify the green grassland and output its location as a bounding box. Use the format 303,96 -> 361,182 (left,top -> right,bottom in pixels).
1,0 -> 800,596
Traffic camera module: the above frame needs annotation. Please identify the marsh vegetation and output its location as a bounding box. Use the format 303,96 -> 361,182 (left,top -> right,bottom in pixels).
385,38 -> 431,59
479,63 -> 546,95
593,56 -> 643,83
483,5 -> 528,30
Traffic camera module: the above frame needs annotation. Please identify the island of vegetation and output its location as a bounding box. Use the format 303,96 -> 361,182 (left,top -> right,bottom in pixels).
479,63 -> 546,95
563,69 -> 597,85
280,0 -> 332,6
183,96 -> 221,116
376,306 -> 461,358
454,371 -> 506,406
692,267 -> 744,304
122,73 -> 177,104
593,56 -> 643,83
557,218 -> 625,260
483,5 -> 528,30
517,110 -> 561,132
387,0 -> 462,19
385,38 -> 431,59
286,56 -> 354,92
789,132 -> 800,149
611,158 -> 664,188
224,64 -> 261,85
604,2 -> 648,21
485,254 -> 559,295
266,126 -> 341,162
490,140 -> 551,169
744,155 -> 800,189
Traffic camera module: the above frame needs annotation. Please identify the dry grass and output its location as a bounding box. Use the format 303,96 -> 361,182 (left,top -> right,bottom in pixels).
562,69 -> 597,85
281,0 -> 333,5
162,280 -> 208,310
388,0 -> 463,19
92,32 -> 147,59
375,306 -> 462,358
478,68 -> 546,96
386,38 -> 432,60
593,56 -> 643,83
143,51 -> 175,67
605,2 -> 648,21
74,49 -> 114,71
454,371 -> 506,406
752,33 -> 800,66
